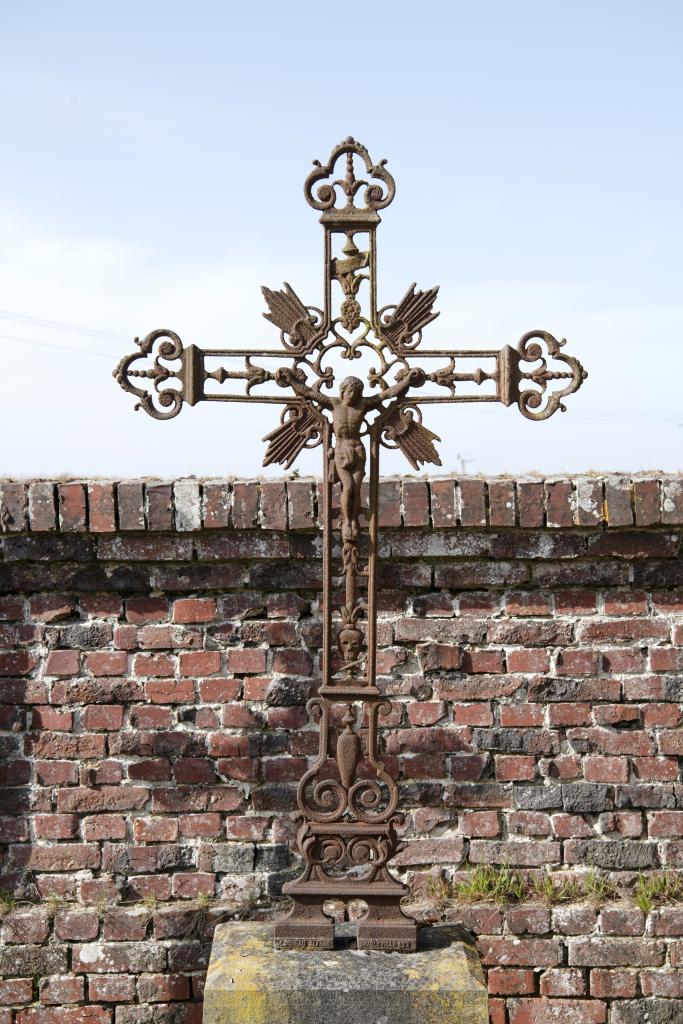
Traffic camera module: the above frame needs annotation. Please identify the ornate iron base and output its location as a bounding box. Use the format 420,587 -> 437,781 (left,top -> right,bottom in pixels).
274,877 -> 417,952
273,894 -> 335,950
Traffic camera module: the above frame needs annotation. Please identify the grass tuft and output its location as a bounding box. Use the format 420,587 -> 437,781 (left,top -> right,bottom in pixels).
453,864 -> 526,904
634,872 -> 683,913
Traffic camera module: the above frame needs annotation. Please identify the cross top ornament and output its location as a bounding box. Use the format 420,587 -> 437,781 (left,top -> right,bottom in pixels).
114,137 -> 587,952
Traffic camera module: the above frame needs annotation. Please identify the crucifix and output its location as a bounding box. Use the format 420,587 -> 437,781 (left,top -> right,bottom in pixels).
114,137 -> 586,952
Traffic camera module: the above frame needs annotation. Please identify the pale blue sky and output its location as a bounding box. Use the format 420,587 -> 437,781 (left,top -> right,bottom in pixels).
1,1 -> 681,478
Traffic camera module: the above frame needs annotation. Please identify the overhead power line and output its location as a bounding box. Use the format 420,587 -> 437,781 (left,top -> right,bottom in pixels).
0,333 -> 118,359
0,309 -> 129,342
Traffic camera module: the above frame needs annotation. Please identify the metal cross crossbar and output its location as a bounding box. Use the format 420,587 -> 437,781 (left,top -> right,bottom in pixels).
114,138 -> 586,952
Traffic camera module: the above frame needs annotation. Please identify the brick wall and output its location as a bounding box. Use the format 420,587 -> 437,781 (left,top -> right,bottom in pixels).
1,475 -> 683,1024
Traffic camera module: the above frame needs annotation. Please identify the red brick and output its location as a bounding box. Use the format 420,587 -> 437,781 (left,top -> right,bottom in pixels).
4,909 -> 50,944
171,873 -> 215,899
260,480 -> 287,529
430,479 -> 456,526
402,480 -> 430,527
126,597 -> 169,623
648,811 -> 683,838
517,481 -> 545,527
599,812 -> 642,838
30,595 -> 74,622
590,969 -> 638,998
488,480 -> 516,527
452,703 -> 494,726
198,678 -> 241,703
146,482 -> 174,530
0,482 -> 27,532
179,813 -> 222,837
82,705 -> 124,730
548,704 -> 591,726
634,756 -> 678,780
34,813 -> 79,839
599,907 -> 645,936
84,652 -> 128,676
82,815 -> 127,840
556,649 -> 600,675
495,755 -> 536,781
508,811 -> 550,836
509,999 -> 606,1023
179,650 -> 221,676
39,977 -> 84,1005
232,481 -> 259,528
133,817 -> 178,842
32,707 -> 74,731
224,815 -> 269,840
507,904 -> 551,935
44,649 -> 80,676
603,591 -> 648,615
36,760 -> 78,784
487,968 -> 534,995
58,483 -> 87,531
134,653 -> 175,677
377,479 -> 401,527
102,909 -> 150,941
87,976 -> 136,1002
227,649 -> 267,673
593,704 -> 640,726
28,482 -> 57,531
277,482 -> 311,531
272,648 -> 313,674
137,973 -> 191,1002
462,650 -> 504,673
507,650 -> 550,673
54,909 -> 99,940
539,968 -> 586,997
172,598 -> 217,623
585,756 -> 628,783
545,480 -> 573,527
489,999 -> 506,1024
634,478 -> 660,525
460,810 -> 499,837
458,479 -> 486,526
641,970 -> 683,997
0,980 -> 33,1006
408,701 -> 447,726
418,642 -> 461,672
0,650 -> 35,676
478,937 -> 561,966
139,624 -> 174,648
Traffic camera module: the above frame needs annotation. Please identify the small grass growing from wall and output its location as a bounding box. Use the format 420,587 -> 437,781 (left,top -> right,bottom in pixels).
441,864 -> 683,908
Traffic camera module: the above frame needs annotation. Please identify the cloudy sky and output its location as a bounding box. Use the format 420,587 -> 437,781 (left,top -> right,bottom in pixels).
2,1 -> 681,480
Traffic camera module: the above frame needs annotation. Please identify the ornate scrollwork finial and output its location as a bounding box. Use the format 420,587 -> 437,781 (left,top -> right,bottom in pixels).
113,330 -> 186,420
499,331 -> 588,421
304,137 -> 396,217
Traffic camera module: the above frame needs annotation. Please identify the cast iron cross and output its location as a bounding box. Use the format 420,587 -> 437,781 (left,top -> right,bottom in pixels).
114,137 -> 586,952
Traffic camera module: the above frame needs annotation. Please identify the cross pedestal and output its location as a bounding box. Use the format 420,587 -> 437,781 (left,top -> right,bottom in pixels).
203,922 -> 489,1024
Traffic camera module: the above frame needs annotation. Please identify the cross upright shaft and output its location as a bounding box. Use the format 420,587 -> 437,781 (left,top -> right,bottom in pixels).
114,137 -> 587,951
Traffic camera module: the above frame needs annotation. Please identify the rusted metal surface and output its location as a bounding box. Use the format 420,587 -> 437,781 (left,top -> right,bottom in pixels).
114,138 -> 586,951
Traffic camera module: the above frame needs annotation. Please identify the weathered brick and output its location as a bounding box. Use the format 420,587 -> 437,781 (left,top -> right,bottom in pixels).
3,909 -> 50,944
509,1000 -> 606,1024
568,937 -> 665,967
72,942 -> 167,974
39,976 -> 85,1005
28,482 -> 57,531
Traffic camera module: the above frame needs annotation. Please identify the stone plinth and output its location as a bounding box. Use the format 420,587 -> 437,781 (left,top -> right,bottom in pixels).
203,922 -> 488,1024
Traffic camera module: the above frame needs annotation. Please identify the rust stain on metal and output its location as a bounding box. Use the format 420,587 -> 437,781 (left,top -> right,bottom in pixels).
114,137 -> 587,951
